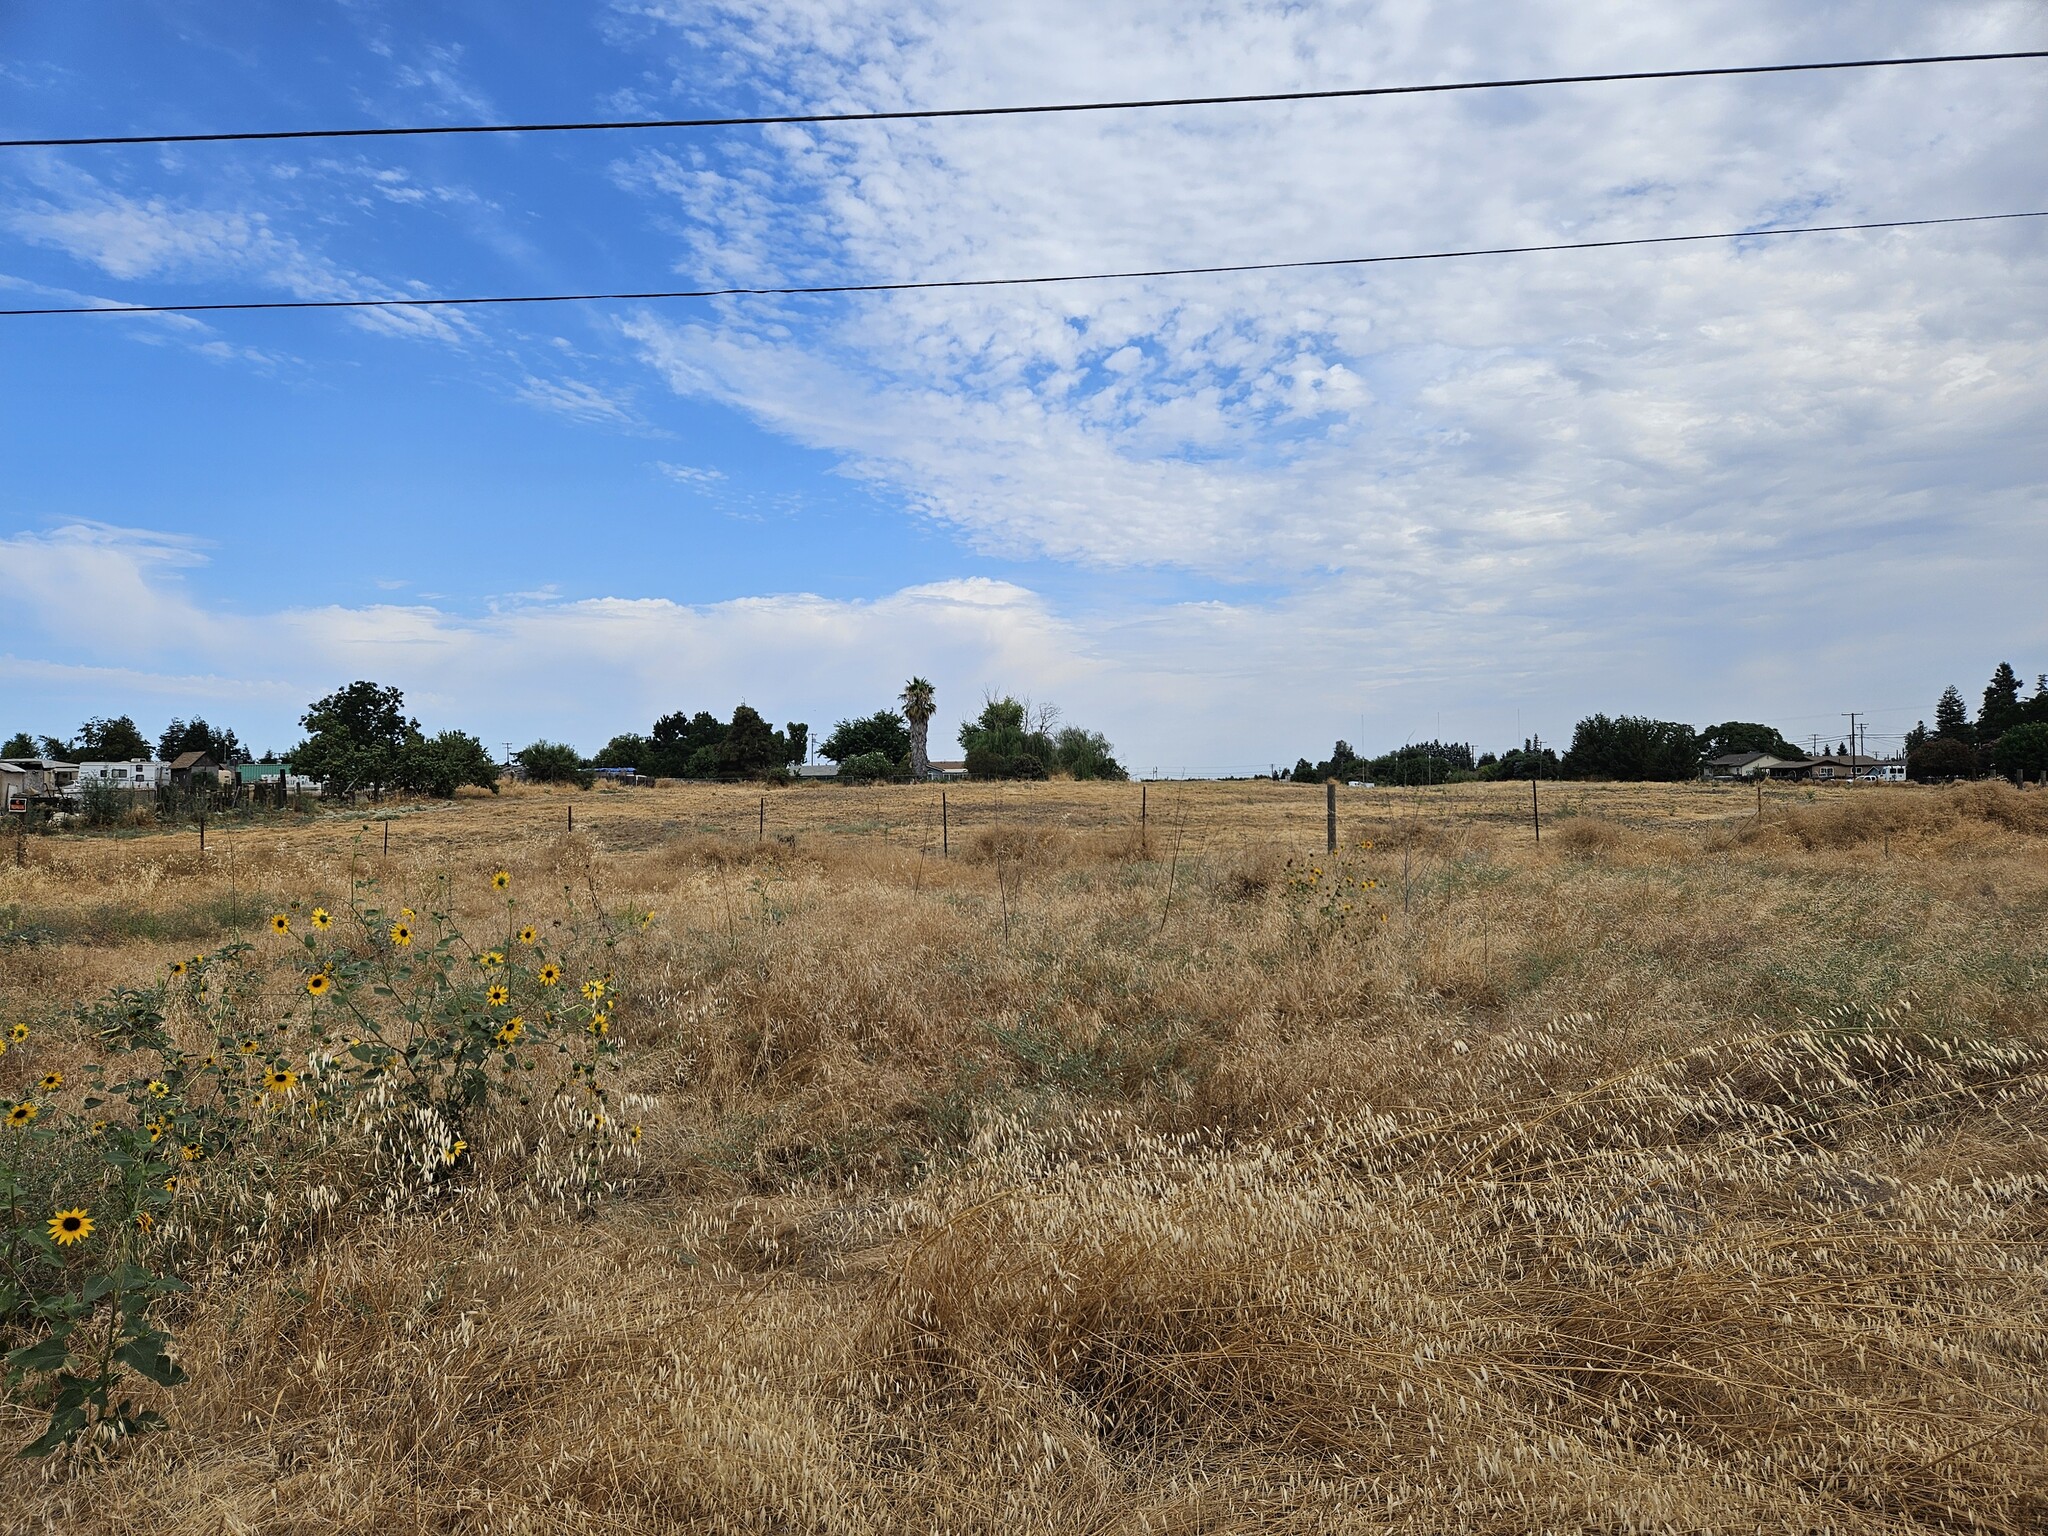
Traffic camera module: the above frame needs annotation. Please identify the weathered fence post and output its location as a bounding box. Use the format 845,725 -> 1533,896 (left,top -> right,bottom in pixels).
382,819 -> 389,856
1326,780 -> 1337,854
758,796 -> 765,842
199,811 -> 206,853
942,791 -> 949,857
1531,778 -> 1541,843
568,804 -> 573,832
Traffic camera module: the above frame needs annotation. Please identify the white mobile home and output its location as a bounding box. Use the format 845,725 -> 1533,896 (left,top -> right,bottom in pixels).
74,760 -> 171,792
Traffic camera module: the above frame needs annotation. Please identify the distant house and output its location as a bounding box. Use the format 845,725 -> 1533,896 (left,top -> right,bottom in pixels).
0,761 -> 25,814
75,760 -> 171,792
795,762 -> 840,779
1706,751 -> 1787,780
1768,753 -> 1886,782
0,758 -> 79,806
167,750 -> 220,787
925,760 -> 969,780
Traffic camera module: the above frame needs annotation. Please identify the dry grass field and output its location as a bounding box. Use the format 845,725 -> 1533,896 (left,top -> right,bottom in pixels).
1,776 -> 2045,1533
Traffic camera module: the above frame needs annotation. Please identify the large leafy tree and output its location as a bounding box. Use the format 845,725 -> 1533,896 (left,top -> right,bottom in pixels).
66,716 -> 152,762
716,704 -> 786,778
293,682 -> 419,793
1562,715 -> 1701,781
821,711 -> 911,765
0,732 -> 35,758
900,678 -> 936,778
1052,726 -> 1127,781
959,696 -> 1052,779
399,731 -> 500,796
1990,722 -> 2048,779
1908,737 -> 1977,782
1698,721 -> 1801,762
517,740 -> 593,789
648,710 -> 728,779
591,733 -> 652,772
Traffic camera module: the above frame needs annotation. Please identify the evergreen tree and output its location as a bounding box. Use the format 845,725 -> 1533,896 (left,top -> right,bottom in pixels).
1933,685 -> 1974,743
1979,662 -> 2024,741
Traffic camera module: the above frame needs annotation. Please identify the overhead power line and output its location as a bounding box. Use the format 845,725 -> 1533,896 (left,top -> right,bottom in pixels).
3,209 -> 2041,320
5,50 -> 2045,150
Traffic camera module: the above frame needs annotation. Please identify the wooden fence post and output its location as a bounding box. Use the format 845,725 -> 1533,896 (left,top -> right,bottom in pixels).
1531,778 -> 1541,843
1326,780 -> 1337,854
942,791 -> 949,857
758,796 -> 765,842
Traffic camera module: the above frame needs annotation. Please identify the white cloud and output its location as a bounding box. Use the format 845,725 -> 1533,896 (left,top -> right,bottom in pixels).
655,462 -> 727,488
607,0 -> 2048,624
4,162 -> 473,343
513,374 -> 640,425
3,518 -> 2039,767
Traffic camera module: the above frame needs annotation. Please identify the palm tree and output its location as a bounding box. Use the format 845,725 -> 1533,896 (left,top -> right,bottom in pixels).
900,677 -> 936,779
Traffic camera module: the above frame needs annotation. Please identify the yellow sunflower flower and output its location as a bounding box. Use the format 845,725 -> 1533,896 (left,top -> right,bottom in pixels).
146,1079 -> 169,1097
47,1208 -> 93,1246
580,978 -> 606,1001
486,984 -> 510,1008
305,971 -> 333,997
239,1037 -> 262,1054
516,926 -> 537,946
495,1017 -> 524,1045
169,959 -> 188,977
389,922 -> 413,948
39,1071 -> 62,1092
181,1142 -> 204,1162
5,1102 -> 37,1129
270,913 -> 290,934
491,869 -> 511,890
264,1067 -> 298,1094
9,1023 -> 28,1042
311,907 -> 332,929
537,964 -> 562,987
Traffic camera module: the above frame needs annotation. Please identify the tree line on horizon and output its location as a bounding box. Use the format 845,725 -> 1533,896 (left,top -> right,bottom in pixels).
17,661 -> 2042,799
1284,661 -> 2048,785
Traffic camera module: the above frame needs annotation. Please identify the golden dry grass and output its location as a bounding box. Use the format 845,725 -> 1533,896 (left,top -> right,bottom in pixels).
2,777 -> 2046,1533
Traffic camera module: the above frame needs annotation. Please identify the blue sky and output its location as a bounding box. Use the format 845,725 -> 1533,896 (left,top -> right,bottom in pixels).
3,1 -> 2045,769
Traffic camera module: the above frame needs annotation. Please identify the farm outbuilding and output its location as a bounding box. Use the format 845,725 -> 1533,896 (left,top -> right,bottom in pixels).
167,750 -> 220,787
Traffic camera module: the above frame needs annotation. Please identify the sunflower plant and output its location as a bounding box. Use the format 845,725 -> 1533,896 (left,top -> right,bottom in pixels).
0,861 -> 655,1456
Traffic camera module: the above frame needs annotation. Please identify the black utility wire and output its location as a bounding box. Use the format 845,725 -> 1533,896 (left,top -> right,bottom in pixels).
5,50 -> 2045,150
5,210 -> 2041,319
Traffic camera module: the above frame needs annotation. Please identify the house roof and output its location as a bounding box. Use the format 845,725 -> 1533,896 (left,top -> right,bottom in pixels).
1707,751 -> 1775,767
169,751 -> 216,770
0,758 -> 76,771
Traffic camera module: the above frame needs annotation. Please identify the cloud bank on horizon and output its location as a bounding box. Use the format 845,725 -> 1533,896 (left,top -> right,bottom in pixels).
2,1 -> 2044,765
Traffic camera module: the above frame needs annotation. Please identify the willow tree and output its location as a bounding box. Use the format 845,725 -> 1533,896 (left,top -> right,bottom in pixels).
901,677 -> 936,779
